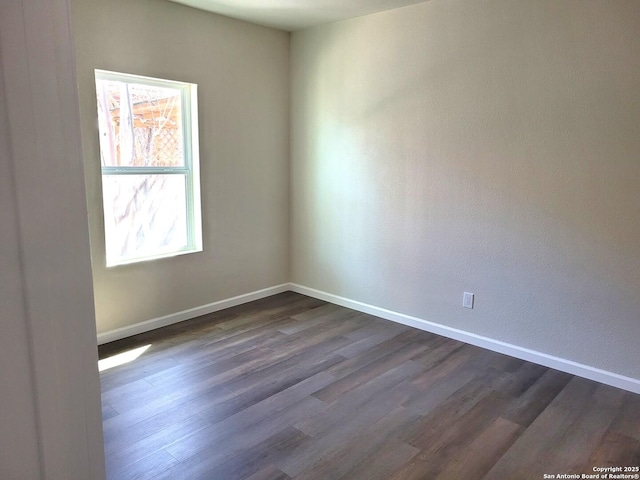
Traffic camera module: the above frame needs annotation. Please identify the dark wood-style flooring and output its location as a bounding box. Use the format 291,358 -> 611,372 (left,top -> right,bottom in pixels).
99,292 -> 640,480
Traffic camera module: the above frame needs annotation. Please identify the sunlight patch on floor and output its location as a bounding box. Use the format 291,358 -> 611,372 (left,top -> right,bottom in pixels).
98,344 -> 151,372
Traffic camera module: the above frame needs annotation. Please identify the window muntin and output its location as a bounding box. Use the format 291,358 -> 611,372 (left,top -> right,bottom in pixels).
95,70 -> 202,266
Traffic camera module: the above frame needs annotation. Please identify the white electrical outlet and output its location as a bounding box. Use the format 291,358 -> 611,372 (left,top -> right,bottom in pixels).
463,292 -> 474,309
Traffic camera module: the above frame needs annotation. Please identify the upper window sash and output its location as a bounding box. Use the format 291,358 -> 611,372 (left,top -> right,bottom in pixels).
95,69 -> 195,170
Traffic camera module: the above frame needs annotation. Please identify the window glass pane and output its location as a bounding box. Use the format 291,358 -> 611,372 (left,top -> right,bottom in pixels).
102,174 -> 188,265
96,78 -> 185,167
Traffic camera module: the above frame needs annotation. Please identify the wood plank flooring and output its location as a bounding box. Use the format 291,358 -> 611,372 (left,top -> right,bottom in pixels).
99,292 -> 640,480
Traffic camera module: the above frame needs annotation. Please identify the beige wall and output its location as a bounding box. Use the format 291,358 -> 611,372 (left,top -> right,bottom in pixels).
291,0 -> 640,379
72,0 -> 290,334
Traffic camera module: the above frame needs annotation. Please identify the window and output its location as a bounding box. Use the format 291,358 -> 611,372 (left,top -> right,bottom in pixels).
95,70 -> 202,266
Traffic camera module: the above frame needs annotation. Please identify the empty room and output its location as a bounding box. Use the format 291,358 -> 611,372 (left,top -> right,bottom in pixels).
1,0 -> 639,479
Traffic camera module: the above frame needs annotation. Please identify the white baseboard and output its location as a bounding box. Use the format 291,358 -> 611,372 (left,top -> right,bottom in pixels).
97,284 -> 290,345
289,283 -> 640,395
97,281 -> 640,394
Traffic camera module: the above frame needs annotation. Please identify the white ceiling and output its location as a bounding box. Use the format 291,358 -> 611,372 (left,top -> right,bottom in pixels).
168,0 -> 429,31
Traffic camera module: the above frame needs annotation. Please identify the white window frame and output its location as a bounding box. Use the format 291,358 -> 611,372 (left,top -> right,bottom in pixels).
95,69 -> 202,267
